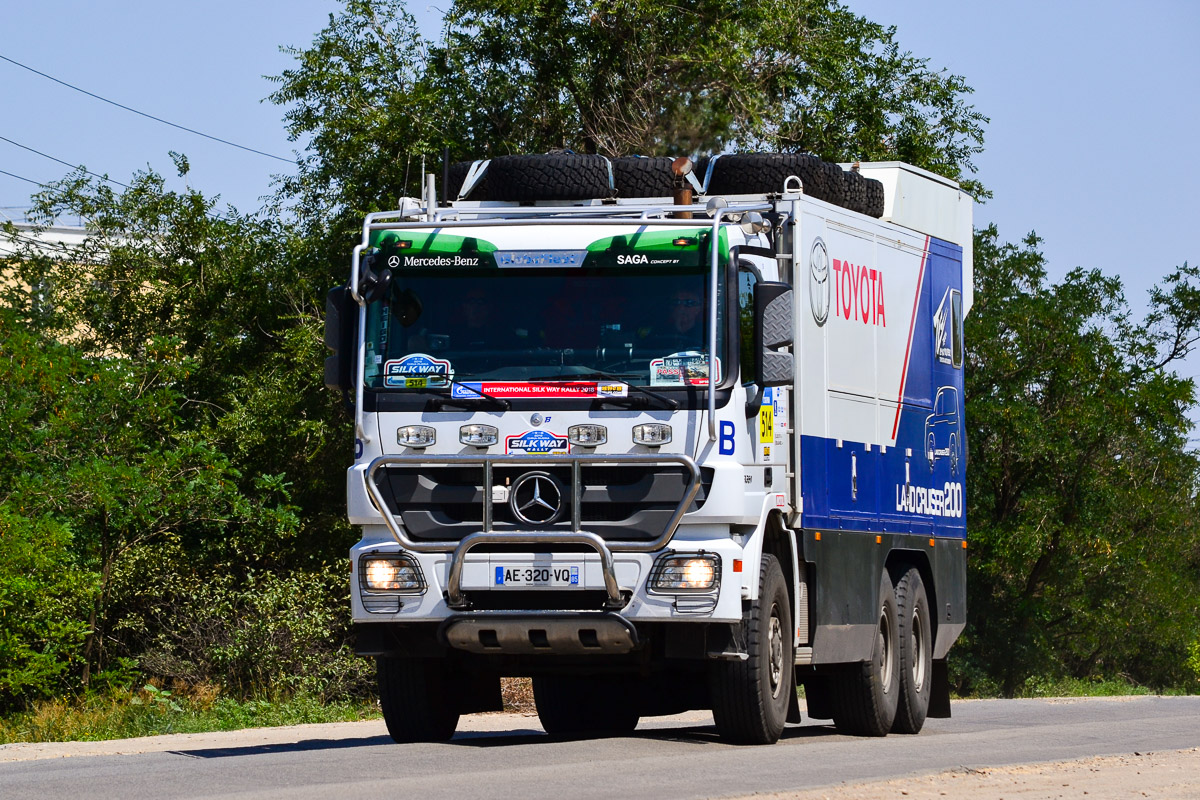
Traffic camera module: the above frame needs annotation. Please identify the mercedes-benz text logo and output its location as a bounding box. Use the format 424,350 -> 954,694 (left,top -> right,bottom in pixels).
509,471 -> 565,525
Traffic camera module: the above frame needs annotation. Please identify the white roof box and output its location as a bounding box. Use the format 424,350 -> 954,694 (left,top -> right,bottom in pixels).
842,161 -> 975,315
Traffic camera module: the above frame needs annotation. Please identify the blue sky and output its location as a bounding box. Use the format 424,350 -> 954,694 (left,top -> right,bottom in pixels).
1,0 -> 1196,312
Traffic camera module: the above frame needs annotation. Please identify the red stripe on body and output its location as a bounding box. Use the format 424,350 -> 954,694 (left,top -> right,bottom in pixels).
890,236 -> 931,441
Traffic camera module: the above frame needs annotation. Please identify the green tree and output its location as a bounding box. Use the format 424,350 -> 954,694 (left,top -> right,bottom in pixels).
0,168 -> 362,706
961,227 -> 1200,694
268,0 -> 988,229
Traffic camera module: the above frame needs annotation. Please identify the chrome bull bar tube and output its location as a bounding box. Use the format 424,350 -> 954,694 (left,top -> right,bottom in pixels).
446,530 -> 621,609
363,453 -> 702,607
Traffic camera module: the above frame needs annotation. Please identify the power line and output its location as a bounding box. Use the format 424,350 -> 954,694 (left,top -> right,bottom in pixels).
0,167 -> 45,187
0,52 -> 293,164
0,134 -> 131,189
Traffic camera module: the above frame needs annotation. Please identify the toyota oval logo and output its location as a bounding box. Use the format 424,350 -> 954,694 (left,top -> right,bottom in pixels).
809,237 -> 830,327
509,471 -> 565,525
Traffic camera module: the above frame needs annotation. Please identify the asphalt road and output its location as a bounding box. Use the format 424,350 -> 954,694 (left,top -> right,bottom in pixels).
3,696 -> 1199,799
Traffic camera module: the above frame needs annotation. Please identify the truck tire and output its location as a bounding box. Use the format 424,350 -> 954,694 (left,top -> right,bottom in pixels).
533,674 -> 640,737
709,553 -> 794,744
891,566 -> 932,733
864,177 -> 885,218
842,169 -> 867,214
446,160 -> 489,201
377,656 -> 460,742
706,153 -> 845,206
612,156 -> 677,198
831,570 -> 899,736
486,154 -> 613,202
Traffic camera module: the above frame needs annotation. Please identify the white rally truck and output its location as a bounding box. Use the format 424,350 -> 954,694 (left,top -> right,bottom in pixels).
324,153 -> 972,744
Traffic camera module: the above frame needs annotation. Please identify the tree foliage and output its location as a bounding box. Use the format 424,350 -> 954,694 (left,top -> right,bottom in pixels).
268,0 -> 988,227
961,227 -> 1200,694
0,169 -> 361,712
2,0 -> 1197,718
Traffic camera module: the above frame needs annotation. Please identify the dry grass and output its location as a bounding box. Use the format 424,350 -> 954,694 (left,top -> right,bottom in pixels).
501,677 -> 536,713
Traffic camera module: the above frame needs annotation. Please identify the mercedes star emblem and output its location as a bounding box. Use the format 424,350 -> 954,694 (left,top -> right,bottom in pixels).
509,471 -> 564,525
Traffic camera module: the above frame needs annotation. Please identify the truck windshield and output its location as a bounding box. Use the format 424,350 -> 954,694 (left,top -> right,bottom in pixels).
362,227 -> 727,394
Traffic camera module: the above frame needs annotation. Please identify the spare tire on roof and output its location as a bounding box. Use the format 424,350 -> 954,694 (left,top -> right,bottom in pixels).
863,176 -> 885,218
485,154 -> 613,202
842,168 -> 868,214
612,156 -> 677,198
706,153 -> 845,205
840,168 -> 886,218
446,160 -> 490,201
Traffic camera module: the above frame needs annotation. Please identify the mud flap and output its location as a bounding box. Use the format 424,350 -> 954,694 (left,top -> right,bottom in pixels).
787,678 -> 803,723
927,659 -> 952,718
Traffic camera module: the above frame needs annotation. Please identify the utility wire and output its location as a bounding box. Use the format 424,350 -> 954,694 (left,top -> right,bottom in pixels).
0,52 -> 293,163
0,167 -> 45,187
0,134 -> 130,189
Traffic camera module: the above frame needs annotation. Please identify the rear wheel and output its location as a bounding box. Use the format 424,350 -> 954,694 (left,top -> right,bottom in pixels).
533,674 -> 640,737
710,553 -> 794,744
831,571 -> 899,736
377,657 -> 460,743
891,567 -> 932,733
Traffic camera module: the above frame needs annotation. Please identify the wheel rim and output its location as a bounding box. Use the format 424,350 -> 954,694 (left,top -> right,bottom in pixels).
910,608 -> 927,693
768,603 -> 785,699
877,606 -> 894,693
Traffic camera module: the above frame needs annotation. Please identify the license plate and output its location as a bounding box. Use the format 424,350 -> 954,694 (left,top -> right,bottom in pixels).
493,564 -> 581,587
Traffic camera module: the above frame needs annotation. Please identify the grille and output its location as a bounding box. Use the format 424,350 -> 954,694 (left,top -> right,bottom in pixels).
373,463 -> 712,543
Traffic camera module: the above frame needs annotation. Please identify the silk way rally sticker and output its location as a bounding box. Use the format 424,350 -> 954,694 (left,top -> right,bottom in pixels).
383,353 -> 451,388
649,352 -> 720,386
451,381 -> 628,399
505,430 -> 569,455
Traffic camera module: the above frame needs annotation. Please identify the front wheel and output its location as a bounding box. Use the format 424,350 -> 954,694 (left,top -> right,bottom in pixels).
710,553 -> 794,744
377,657 -> 460,743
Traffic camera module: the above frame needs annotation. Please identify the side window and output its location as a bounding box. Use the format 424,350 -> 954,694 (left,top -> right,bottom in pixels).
738,264 -> 758,384
951,290 -> 964,368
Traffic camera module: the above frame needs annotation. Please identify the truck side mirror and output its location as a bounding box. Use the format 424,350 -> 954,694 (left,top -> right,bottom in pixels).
754,281 -> 794,388
324,285 -> 359,394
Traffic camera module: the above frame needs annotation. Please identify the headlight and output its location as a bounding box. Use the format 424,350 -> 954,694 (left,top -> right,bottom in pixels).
650,553 -> 720,593
397,425 -> 436,448
633,423 -> 672,446
360,555 -> 425,593
568,424 -> 607,447
460,424 -> 499,447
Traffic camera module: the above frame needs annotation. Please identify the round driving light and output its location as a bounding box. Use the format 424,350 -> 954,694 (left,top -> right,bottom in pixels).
397,425 -> 436,448
568,424 -> 607,447
460,424 -> 499,447
633,423 -> 672,446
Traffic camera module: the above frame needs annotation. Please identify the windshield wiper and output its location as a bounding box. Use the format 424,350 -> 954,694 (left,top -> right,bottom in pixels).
540,371 -> 679,410
413,381 -> 511,410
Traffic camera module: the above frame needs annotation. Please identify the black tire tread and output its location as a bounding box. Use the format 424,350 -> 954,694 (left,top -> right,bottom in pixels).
612,156 -> 677,198
891,566 -> 932,734
377,657 -> 460,743
707,153 -> 845,205
446,160 -> 489,201
830,572 -> 899,736
487,154 -> 613,202
710,553 -> 793,745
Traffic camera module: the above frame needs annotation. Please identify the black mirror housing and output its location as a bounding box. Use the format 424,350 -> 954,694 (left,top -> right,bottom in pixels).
754,281 -> 794,388
324,286 -> 359,393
